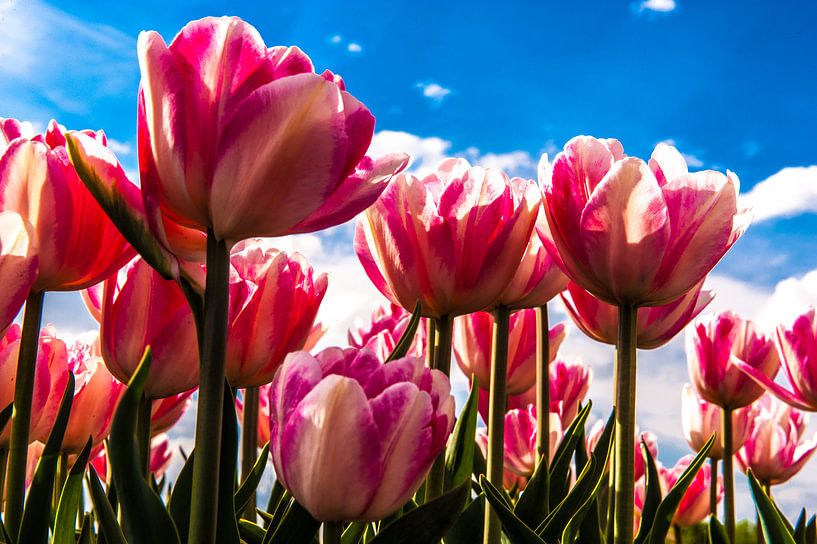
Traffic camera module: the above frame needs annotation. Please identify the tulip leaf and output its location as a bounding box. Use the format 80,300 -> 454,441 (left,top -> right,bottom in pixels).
108,347 -> 180,543
87,465 -> 126,544
77,513 -> 93,544
18,372 -> 74,543
168,449 -> 195,541
235,442 -> 270,516
370,481 -> 470,544
0,401 -> 13,435
340,521 -> 368,544
514,452 -> 549,527
0,517 -> 12,544
806,515 -> 817,544
261,479 -> 289,530
480,476 -> 547,544
574,420 -> 603,544
53,437 -> 93,544
386,301 -> 422,362
445,377 -> 479,491
708,515 -> 730,544
238,519 -> 266,544
549,401 -> 592,510
216,383 -> 241,544
444,494 -> 485,544
644,433 -> 716,544
747,470 -> 797,544
795,509 -> 807,542
633,436 -> 664,544
263,498 -> 320,544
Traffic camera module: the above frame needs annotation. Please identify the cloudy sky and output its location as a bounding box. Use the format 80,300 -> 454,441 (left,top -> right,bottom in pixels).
2,0 -> 817,521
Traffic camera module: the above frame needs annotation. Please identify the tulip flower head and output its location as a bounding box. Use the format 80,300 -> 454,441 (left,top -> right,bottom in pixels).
0,211 -> 38,331
539,137 -> 750,307
355,158 -> 541,318
681,384 -> 755,460
236,383 -> 273,445
587,421 -> 657,481
269,347 -> 455,522
150,390 -> 194,436
348,302 -> 426,361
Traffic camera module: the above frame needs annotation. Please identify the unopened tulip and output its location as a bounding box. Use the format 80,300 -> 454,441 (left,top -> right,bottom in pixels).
269,347 -> 455,521
135,16 -> 407,246
0,212 -> 38,330
561,280 -> 714,349
667,454 -> 722,527
738,307 -> 817,412
735,395 -> 817,486
99,257 -> 200,398
0,119 -> 133,291
348,302 -> 426,360
681,384 -> 754,460
454,309 -> 566,394
687,311 -> 779,409
226,239 -> 327,387
356,158 -> 541,318
540,137 -> 749,307
587,421 -> 658,481
150,390 -> 194,436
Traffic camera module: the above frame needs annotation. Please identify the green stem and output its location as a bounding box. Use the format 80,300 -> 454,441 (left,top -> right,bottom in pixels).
535,304 -> 550,517
484,305 -> 510,544
53,452 -> 68,514
0,448 -> 7,502
4,290 -> 45,536
426,318 -> 437,370
424,314 -> 452,501
136,393 -> 152,479
613,304 -> 637,544
709,457 -> 719,517
673,524 -> 682,544
322,521 -> 344,544
241,386 -> 260,518
722,406 -> 735,543
189,230 -> 231,544
606,348 -> 618,541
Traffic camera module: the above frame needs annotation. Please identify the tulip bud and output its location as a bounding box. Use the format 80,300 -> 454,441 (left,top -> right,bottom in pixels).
681,384 -> 754,460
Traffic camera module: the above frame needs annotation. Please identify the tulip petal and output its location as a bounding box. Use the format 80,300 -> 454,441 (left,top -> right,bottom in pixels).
0,212 -> 37,330
735,360 -> 816,411
648,143 -> 688,186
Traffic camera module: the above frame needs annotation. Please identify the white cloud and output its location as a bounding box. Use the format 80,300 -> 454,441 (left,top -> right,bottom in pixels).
739,166 -> 817,223
657,139 -> 704,168
640,0 -> 676,12
347,42 -> 362,53
107,138 -> 132,155
329,34 -> 342,44
416,82 -> 452,103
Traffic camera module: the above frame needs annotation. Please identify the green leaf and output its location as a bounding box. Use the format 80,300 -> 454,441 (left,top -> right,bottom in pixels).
548,402 -> 592,510
708,515 -> 730,544
633,436 -> 664,544
795,509 -> 807,543
480,476 -> 547,544
445,494 -> 485,544
168,449 -> 195,542
77,513 -> 93,544
515,452 -> 549,528
806,515 -> 817,544
53,437 -> 93,544
87,465 -> 126,544
386,301 -> 422,362
645,433 -> 716,544
747,470 -> 796,544
445,377 -> 479,491
341,522 -> 369,544
235,442 -> 270,516
108,347 -> 180,543
0,401 -> 13,435
238,519 -> 266,544
262,479 -> 288,529
263,498 -> 320,544
18,372 -> 74,543
216,384 -> 241,544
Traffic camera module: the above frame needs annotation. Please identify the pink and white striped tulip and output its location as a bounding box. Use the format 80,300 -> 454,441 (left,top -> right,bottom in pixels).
735,394 -> 817,486
540,137 -> 750,307
226,239 -> 327,387
681,384 -> 755,460
137,16 -> 407,246
348,302 -> 426,361
737,307 -> 817,412
355,158 -> 541,318
687,311 -> 779,409
302,322 -> 327,353
0,119 -> 134,291
666,454 -> 722,526
269,347 -> 455,522
454,309 -> 566,395
150,390 -> 194,436
0,212 -> 38,330
588,422 -> 658,481
99,257 -> 200,398
561,280 -> 714,349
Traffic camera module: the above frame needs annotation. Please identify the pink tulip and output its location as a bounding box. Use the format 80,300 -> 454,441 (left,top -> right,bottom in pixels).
236,383 -> 272,445
735,394 -> 817,486
226,239 -> 327,388
681,384 -> 755,460
348,302 -> 426,361
454,309 -> 566,395
302,322 -> 327,353
496,210 -> 568,309
150,390 -> 194,436
134,16 -> 407,247
561,280 -> 714,349
738,307 -> 817,412
0,212 -> 38,330
355,158 -> 541,318
99,257 -> 200,398
476,405 -> 562,481
0,119 -> 134,291
667,454 -> 722,527
588,421 -> 657,481
91,433 -> 174,481
269,347 -> 455,521
687,311 -> 779,409
540,137 -> 750,306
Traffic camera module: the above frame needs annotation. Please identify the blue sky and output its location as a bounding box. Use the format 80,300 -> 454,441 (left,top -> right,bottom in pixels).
2,0 -> 817,520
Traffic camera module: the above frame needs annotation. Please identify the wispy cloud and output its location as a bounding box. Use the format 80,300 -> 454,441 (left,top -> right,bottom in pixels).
415,82 -> 452,103
347,42 -> 362,53
107,138 -> 132,155
658,139 -> 704,168
640,0 -> 677,12
739,166 -> 817,223
327,33 -> 362,54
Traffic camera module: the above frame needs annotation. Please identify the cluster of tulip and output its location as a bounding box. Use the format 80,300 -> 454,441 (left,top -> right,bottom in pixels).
0,13 -> 813,544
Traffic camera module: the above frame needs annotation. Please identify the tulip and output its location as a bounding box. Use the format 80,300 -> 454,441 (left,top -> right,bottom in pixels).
303,322 -> 327,353
99,257 -> 200,398
91,433 -> 174,482
269,347 -> 455,522
226,239 -> 327,387
236,383 -> 272,445
355,157 -> 541,319
681,384 -> 754,460
561,280 -> 714,349
735,394 -> 817,486
667,455 -> 722,527
587,421 -> 658,482
454,309 -> 566,394
348,302 -> 426,361
150,390 -> 194,436
0,212 -> 38,331
737,306 -> 817,412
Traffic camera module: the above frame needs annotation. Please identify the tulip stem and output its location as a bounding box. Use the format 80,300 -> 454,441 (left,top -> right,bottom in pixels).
613,303 -> 637,544
722,406 -> 735,543
4,289 -> 45,537
426,318 -> 437,370
0,449 -> 7,501
241,386 -> 260,518
136,393 -> 152,479
424,314 -> 452,501
484,305 -> 510,544
673,524 -> 683,544
709,457 -> 719,516
189,231 -> 231,544
535,304 -> 550,517
322,521 -> 343,544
